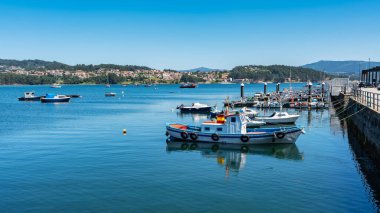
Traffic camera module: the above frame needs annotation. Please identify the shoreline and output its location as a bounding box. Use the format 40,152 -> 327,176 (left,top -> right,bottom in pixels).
0,82 -> 310,86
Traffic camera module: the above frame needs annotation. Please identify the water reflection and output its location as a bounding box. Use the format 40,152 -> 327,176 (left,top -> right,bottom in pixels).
167,142 -> 303,176
176,112 -> 209,123
346,120 -> 380,207
331,102 -> 380,210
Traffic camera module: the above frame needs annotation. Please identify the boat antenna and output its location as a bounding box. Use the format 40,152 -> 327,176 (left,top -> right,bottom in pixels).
225,96 -> 229,115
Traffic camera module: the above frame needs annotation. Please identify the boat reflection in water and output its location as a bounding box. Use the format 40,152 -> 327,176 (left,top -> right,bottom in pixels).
166,141 -> 303,175
176,112 -> 209,123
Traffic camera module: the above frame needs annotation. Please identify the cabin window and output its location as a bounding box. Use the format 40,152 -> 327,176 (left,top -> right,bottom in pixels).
231,117 -> 236,122
205,127 -> 210,131
217,127 -> 223,131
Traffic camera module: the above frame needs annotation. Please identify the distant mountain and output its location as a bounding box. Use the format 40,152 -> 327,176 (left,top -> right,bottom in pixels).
302,60 -> 380,74
179,67 -> 225,72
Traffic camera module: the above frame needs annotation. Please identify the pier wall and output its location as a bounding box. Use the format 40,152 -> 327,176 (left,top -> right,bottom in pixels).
346,98 -> 380,164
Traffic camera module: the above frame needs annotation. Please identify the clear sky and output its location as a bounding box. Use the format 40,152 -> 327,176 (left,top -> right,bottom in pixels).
0,0 -> 379,70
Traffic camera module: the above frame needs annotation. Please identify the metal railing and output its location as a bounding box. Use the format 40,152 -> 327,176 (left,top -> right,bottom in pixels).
352,88 -> 380,112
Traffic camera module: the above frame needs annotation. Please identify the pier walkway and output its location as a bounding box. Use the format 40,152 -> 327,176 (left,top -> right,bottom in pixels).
352,87 -> 380,113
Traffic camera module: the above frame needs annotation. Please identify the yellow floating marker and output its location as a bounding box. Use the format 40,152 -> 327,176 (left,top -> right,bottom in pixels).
122,129 -> 127,135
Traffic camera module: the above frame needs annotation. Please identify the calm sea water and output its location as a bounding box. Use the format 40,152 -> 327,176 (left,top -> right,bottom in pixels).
0,83 -> 378,212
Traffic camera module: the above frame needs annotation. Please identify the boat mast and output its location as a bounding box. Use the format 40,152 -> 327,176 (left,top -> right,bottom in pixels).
289,68 -> 292,92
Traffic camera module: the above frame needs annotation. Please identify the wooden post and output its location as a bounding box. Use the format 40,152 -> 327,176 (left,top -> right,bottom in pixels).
308,81 -> 312,110
264,83 -> 267,95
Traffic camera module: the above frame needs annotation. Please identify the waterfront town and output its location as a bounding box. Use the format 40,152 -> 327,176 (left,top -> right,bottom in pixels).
0,64 -> 231,84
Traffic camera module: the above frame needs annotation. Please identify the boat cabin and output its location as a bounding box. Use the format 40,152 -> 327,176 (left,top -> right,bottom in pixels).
200,113 -> 247,134
24,92 -> 36,98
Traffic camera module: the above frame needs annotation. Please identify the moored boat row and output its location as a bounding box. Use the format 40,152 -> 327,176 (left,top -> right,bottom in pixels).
18,92 -> 81,102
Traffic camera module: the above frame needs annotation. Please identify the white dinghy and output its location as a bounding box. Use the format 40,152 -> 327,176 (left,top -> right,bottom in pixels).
254,112 -> 300,124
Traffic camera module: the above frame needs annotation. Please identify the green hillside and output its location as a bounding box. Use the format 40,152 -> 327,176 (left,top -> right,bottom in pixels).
229,65 -> 332,82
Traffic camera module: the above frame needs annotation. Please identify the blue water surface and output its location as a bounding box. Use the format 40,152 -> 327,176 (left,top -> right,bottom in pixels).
0,83 -> 377,212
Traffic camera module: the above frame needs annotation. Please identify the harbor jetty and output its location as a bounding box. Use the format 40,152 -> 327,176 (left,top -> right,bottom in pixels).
224,82 -> 329,109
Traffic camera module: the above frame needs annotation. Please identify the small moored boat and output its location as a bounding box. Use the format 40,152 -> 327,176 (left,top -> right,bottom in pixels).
166,113 -> 304,144
244,116 -> 266,127
41,94 -> 70,103
240,107 -> 259,118
105,92 -> 116,97
50,83 -> 61,88
66,94 -> 81,98
254,112 -> 300,124
177,102 -> 213,113
18,92 -> 43,101
180,83 -> 197,88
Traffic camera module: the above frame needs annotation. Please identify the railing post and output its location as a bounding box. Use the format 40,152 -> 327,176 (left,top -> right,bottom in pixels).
373,93 -> 375,110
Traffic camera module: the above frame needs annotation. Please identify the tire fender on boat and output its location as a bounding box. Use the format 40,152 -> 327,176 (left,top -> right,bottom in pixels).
189,133 -> 198,141
240,135 -> 249,142
181,132 -> 189,139
165,131 -> 169,136
211,134 -> 219,141
275,132 -> 285,139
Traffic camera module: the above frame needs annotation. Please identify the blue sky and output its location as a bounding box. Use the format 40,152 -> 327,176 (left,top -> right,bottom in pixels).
0,0 -> 379,70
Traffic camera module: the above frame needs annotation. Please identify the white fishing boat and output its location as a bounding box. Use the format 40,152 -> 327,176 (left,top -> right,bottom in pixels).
166,113 -> 304,145
244,116 -> 266,127
240,107 -> 259,117
105,92 -> 116,97
254,112 -> 300,124
18,92 -> 43,101
177,102 -> 213,113
50,83 -> 61,88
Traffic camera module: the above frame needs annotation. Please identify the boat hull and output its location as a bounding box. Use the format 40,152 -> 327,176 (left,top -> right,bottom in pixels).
166,125 -> 303,145
18,96 -> 43,101
246,121 -> 266,127
180,85 -> 196,88
41,97 -> 70,103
